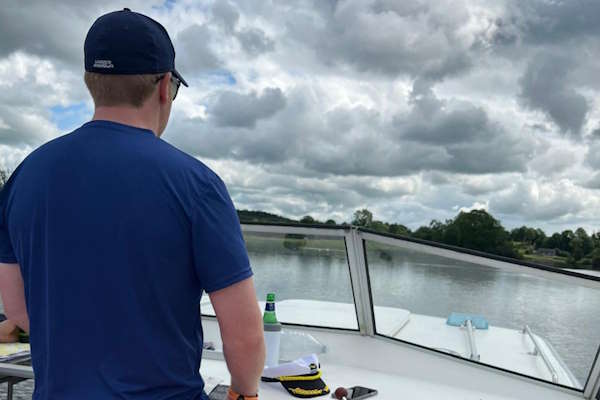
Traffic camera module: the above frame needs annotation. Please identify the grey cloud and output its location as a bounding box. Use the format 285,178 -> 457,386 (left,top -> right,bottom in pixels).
169,88 -> 306,165
370,0 -> 428,17
400,104 -> 489,145
482,1 -> 600,51
392,80 -> 531,174
176,24 -> 223,73
0,1 -> 92,64
210,88 -> 286,128
0,105 -> 56,147
236,28 -> 275,57
311,0 -> 341,16
510,0 -> 600,46
528,147 -> 576,176
485,17 -> 520,47
286,0 -> 473,80
0,1 -> 161,67
424,172 -> 451,185
519,53 -> 588,135
171,81 -> 531,178
461,180 -> 504,196
582,173 -> 600,190
211,1 -> 274,57
490,181 -> 584,221
584,141 -> 600,170
303,137 -> 449,176
212,0 -> 240,33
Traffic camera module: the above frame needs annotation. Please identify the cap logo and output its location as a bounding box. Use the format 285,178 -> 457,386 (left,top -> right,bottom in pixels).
93,59 -> 114,69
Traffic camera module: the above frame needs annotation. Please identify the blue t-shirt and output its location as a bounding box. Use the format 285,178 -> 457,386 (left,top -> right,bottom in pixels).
0,120 -> 252,400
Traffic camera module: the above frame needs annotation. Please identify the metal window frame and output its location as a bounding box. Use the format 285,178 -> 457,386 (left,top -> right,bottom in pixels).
0,363 -> 33,379
344,228 -> 375,336
584,350 -> 600,399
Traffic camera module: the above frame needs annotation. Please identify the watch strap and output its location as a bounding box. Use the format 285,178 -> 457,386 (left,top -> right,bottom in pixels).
227,387 -> 258,400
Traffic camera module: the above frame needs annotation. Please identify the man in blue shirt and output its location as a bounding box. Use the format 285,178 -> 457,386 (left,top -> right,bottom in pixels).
0,9 -> 264,400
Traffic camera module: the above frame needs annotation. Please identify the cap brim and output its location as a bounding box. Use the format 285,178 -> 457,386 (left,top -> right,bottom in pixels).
172,68 -> 188,87
280,379 -> 329,398
277,371 -> 330,398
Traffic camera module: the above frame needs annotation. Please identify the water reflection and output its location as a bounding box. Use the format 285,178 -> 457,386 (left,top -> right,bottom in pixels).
249,252 -> 354,304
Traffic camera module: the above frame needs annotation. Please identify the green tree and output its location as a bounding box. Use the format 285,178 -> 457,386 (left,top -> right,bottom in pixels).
352,209 -> 373,227
429,220 -> 448,243
283,234 -> 307,250
300,215 -> 316,224
575,227 -> 593,255
389,223 -> 411,236
544,233 -> 562,250
560,230 -> 575,252
570,237 -> 584,261
325,219 -> 336,225
591,248 -> 600,270
510,226 -> 546,248
369,220 -> 389,233
413,226 -> 433,241
533,228 -> 547,248
446,209 -> 516,257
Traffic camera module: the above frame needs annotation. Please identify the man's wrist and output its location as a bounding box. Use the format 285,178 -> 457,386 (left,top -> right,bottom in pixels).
227,387 -> 258,400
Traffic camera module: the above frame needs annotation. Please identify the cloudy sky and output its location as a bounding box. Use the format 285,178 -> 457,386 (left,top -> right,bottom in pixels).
1,0 -> 599,234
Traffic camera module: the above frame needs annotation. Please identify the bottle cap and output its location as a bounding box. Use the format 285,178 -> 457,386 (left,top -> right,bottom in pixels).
267,293 -> 275,302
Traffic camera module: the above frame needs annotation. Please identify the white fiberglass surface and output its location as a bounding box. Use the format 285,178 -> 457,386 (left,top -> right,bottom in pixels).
201,231 -> 358,330
365,240 -> 600,390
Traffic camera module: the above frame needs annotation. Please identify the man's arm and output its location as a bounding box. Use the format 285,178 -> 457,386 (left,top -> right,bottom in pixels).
0,263 -> 29,333
0,319 -> 19,343
209,277 -> 265,397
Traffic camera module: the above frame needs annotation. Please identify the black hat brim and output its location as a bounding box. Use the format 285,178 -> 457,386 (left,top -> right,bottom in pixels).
279,377 -> 330,398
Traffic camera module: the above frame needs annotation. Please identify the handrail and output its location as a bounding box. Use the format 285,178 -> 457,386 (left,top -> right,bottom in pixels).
0,363 -> 34,379
523,325 -> 558,383
464,320 -> 480,361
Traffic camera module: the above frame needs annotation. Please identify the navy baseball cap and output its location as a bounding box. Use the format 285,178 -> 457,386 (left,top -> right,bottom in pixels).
84,8 -> 188,87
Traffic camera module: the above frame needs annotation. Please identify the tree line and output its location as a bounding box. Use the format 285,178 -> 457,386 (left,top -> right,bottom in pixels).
239,208 -> 600,270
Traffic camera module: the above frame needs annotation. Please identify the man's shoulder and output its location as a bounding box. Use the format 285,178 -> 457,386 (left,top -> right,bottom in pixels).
156,139 -> 223,185
16,129 -> 78,167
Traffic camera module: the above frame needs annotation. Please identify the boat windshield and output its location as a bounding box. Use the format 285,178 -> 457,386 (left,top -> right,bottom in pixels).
200,224 -> 600,394
364,233 -> 600,391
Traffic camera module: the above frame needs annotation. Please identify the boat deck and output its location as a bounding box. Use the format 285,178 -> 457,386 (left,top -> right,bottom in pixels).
201,299 -> 580,388
200,318 -> 582,400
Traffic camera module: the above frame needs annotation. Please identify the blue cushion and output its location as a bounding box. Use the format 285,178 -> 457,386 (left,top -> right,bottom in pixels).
446,312 -> 489,330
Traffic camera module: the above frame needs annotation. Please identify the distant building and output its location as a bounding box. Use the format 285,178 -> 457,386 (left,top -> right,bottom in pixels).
535,248 -> 557,257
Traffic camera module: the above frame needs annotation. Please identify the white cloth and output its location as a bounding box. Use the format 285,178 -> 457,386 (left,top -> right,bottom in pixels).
262,354 -> 319,378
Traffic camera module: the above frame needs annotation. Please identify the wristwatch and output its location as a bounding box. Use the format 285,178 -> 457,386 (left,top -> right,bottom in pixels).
227,387 -> 258,400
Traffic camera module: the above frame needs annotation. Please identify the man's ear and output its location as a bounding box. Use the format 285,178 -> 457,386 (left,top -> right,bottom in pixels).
158,72 -> 171,104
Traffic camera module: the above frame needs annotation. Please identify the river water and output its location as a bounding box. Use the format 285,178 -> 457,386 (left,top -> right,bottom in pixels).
247,239 -> 600,388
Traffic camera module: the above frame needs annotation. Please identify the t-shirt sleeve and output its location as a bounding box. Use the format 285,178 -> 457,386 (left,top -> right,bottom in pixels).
192,175 -> 252,293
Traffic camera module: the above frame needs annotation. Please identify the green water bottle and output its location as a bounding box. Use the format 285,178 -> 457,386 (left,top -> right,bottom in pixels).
263,293 -> 278,324
263,293 -> 281,367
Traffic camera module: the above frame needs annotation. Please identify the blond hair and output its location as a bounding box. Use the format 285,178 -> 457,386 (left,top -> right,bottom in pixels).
84,72 -> 162,107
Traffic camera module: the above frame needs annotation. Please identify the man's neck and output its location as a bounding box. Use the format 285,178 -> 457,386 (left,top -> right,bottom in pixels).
92,106 -> 158,135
